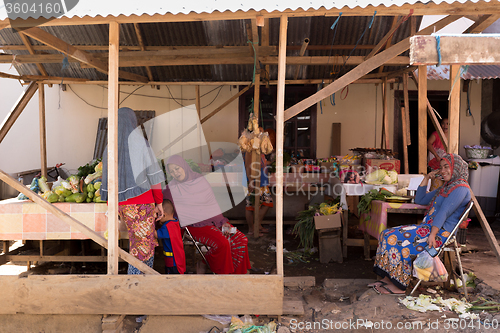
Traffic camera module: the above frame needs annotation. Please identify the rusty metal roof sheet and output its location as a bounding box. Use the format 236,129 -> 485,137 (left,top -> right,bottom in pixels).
426,65 -> 500,80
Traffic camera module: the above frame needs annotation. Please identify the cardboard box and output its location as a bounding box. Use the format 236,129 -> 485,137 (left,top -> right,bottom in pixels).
365,158 -> 400,174
314,212 -> 342,230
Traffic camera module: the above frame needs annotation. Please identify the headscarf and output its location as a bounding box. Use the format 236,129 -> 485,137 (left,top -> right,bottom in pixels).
163,155 -> 227,228
427,153 -> 470,213
101,107 -> 165,202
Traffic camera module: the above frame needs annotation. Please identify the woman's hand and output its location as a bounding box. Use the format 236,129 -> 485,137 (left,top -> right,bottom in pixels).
154,203 -> 164,221
427,226 -> 439,248
222,222 -> 232,237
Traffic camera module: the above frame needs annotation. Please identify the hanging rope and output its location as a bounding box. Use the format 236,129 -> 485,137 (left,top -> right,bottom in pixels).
436,35 -> 442,67
247,38 -> 259,84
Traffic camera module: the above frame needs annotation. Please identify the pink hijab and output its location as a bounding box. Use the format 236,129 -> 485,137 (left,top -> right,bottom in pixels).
163,155 -> 227,228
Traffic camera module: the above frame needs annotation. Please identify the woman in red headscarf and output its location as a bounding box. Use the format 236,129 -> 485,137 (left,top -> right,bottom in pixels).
370,153 -> 471,294
163,155 -> 251,274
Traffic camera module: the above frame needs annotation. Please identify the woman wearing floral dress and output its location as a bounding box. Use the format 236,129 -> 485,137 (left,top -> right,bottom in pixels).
371,153 -> 471,294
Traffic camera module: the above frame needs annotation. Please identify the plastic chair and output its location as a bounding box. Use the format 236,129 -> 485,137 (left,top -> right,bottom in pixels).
410,201 -> 474,298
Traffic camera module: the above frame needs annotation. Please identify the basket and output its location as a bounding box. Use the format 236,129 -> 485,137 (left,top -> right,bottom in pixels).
465,148 -> 491,159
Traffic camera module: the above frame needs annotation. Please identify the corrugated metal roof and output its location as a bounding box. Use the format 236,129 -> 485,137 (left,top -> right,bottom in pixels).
0,0 -> 496,20
426,65 -> 500,80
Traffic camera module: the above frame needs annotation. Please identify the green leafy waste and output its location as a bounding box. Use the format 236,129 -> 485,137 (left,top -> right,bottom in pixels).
357,188 -> 394,219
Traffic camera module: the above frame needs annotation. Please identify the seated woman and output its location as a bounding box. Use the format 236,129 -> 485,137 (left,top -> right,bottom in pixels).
163,155 -> 251,274
371,153 -> 471,294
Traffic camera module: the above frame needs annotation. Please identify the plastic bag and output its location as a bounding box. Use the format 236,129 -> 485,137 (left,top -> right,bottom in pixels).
413,251 -> 448,282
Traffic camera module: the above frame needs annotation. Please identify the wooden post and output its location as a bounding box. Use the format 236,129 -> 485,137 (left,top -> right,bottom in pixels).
107,21 -> 120,275
252,72 -> 261,239
418,65 -> 427,174
403,72 -> 411,146
195,85 -> 202,162
471,193 -> 500,264
381,77 -> 390,149
401,107 -> 409,174
448,65 -> 460,154
38,83 -> 47,178
276,14 -> 288,277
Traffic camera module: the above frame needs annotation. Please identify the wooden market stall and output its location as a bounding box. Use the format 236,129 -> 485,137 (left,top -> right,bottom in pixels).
0,0 -> 499,316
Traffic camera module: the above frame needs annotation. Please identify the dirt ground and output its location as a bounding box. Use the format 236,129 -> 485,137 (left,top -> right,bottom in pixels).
1,216 -> 500,333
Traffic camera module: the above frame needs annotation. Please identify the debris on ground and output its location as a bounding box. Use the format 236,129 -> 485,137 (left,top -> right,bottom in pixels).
227,315 -> 277,333
399,294 -> 479,319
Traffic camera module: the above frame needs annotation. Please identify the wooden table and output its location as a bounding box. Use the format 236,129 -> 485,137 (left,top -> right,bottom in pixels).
359,200 -> 427,259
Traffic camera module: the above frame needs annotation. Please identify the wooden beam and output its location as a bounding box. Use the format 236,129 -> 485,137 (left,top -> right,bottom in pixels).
262,18 -> 271,85
410,71 -> 449,151
381,77 -> 390,149
293,38 -> 310,80
418,65 -> 427,174
378,16 -> 401,73
0,81 -> 38,144
19,32 -> 49,77
21,27 -> 149,83
0,170 -> 158,275
410,35 -> 500,65
471,193 -> 500,265
403,72 -> 411,146
0,275 -> 283,315
133,23 -> 154,82
401,106 -> 409,174
2,2 -> 500,27
195,86 -> 201,118
200,84 -> 253,123
283,15 -> 463,121
107,21 -> 120,275
276,14 -> 288,277
468,14 -> 500,33
448,65 -> 460,154
365,16 -> 404,60
38,83 -> 47,178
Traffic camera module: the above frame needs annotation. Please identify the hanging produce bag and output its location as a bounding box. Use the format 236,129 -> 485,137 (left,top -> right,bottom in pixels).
413,250 -> 448,282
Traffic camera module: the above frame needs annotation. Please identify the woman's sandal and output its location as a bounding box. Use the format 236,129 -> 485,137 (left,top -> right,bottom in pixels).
247,231 -> 264,237
367,281 -> 387,288
372,284 -> 405,295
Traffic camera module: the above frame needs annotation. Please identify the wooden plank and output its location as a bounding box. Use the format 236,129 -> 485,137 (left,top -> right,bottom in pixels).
418,65 -> 428,174
276,14 -> 288,278
0,81 -> 38,144
195,86 -> 201,118
410,71 -> 449,151
133,23 -> 154,82
2,255 -> 115,262
401,107 -> 409,174
468,14 -> 500,33
378,16 -> 401,73
448,65 -> 460,154
410,35 -> 500,65
38,83 -> 47,178
107,22 -> 120,275
262,18 -> 271,85
0,170 -> 158,275
365,16 -> 404,60
381,77 -> 390,149
403,72 -> 411,146
283,15 -> 463,121
471,194 -> 500,264
0,275 -> 283,315
19,32 -> 49,77
293,38 -> 310,80
331,123 -> 341,156
0,70 -> 88,83
21,27 -> 148,83
1,1 -> 497,27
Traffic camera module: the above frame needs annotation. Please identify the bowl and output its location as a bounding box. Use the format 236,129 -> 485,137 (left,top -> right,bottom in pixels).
407,189 -> 416,197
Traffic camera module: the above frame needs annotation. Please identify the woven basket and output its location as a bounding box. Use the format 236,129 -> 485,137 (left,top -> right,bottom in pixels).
465,148 -> 490,159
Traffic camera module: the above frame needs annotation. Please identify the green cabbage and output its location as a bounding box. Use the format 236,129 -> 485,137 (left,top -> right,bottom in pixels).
387,170 -> 398,184
365,169 -> 387,184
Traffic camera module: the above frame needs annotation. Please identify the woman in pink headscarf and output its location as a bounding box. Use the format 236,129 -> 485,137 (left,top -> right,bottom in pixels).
163,155 -> 251,274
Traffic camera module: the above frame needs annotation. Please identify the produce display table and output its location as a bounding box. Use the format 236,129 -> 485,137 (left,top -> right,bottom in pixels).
359,200 -> 427,259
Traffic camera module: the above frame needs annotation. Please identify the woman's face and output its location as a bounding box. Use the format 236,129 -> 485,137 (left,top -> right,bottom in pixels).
439,159 -> 452,182
168,163 -> 186,182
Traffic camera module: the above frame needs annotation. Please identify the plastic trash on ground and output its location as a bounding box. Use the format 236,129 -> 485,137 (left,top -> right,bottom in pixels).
399,295 -> 478,319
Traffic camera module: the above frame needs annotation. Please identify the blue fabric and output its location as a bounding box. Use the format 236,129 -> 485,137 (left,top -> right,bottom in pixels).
415,185 -> 470,232
101,107 -> 165,202
157,219 -> 176,266
127,256 -> 154,275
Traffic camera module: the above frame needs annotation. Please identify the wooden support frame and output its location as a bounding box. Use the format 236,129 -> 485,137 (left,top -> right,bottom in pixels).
283,15 -> 462,121
0,81 -> 38,144
133,23 -> 154,82
107,21 -> 120,275
19,32 -> 49,78
293,38 -> 310,80
21,27 -> 148,83
275,14 -> 288,277
418,65 -> 427,174
468,14 -> 500,33
448,65 -> 460,154
381,77 -> 390,149
38,83 -> 47,178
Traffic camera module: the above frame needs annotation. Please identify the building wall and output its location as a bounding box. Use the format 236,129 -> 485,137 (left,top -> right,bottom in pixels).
0,65 -> 482,176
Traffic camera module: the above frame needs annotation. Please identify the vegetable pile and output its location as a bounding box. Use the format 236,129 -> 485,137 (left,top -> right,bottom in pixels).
17,161 -> 104,204
357,188 -> 394,217
365,169 -> 398,185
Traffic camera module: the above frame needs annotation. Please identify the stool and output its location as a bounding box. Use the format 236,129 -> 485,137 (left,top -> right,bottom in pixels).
318,227 -> 343,263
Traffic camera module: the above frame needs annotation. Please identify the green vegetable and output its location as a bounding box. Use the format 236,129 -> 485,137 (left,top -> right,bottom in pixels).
65,192 -> 87,203
86,197 -> 92,203
93,181 -> 101,190
293,205 -> 318,251
53,185 -> 72,197
87,191 -> 94,199
58,195 -> 65,202
42,191 -> 59,203
86,184 -> 95,193
66,175 -> 81,193
358,189 -> 393,218
365,169 -> 387,184
93,195 -> 106,203
38,176 -> 51,193
387,170 -> 398,184
77,159 -> 101,179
